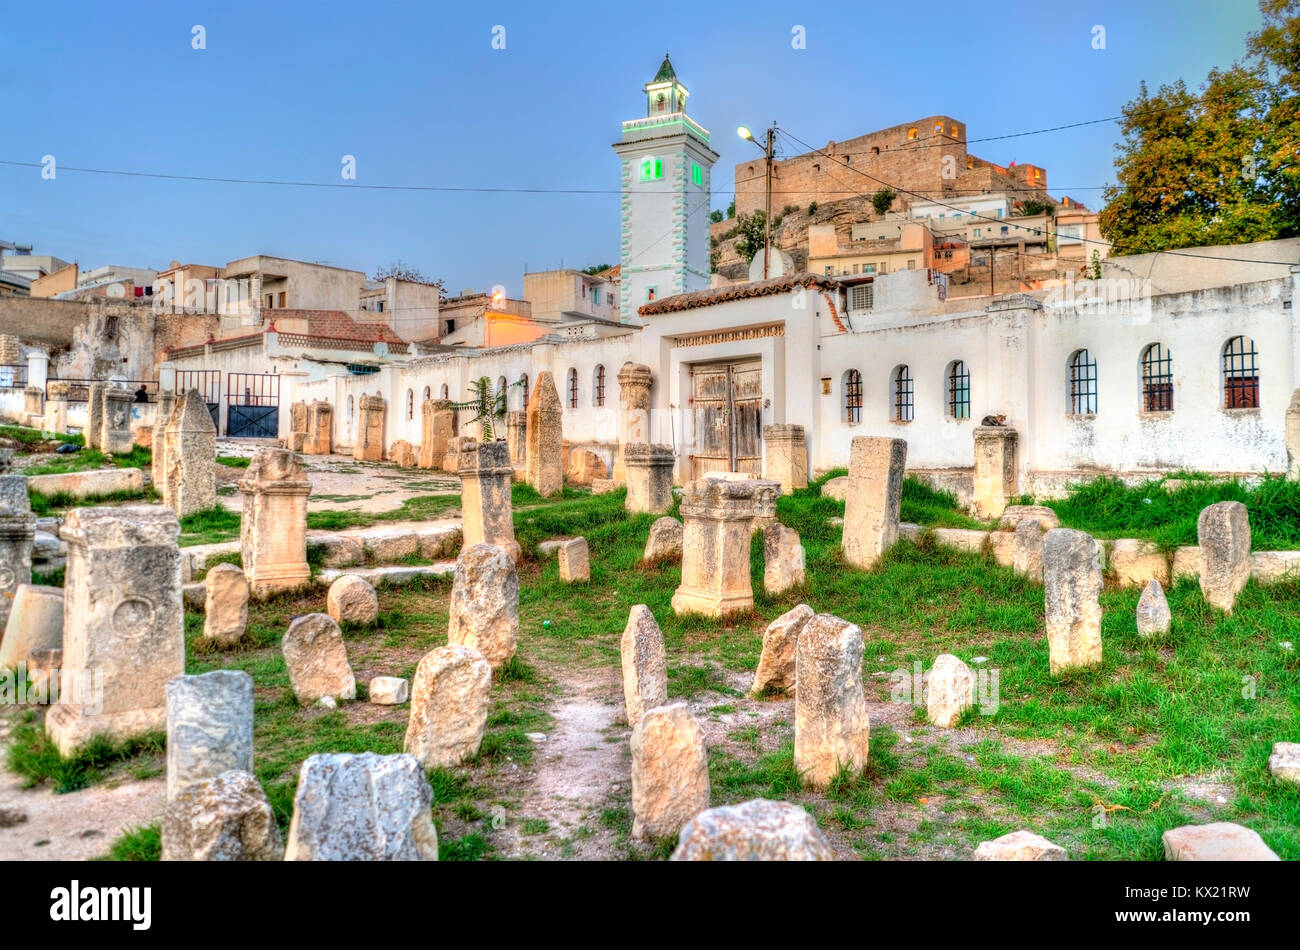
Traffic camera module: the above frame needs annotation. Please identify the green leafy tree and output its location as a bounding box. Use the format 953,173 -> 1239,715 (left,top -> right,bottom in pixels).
807,201 -> 818,216
708,209 -> 724,223
451,376 -> 520,442
726,199 -> 736,219
871,188 -> 896,215
1016,199 -> 1056,217
580,264 -> 613,275
733,211 -> 769,264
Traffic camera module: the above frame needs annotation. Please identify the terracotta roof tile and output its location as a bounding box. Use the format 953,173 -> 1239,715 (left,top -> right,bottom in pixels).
637,273 -> 840,317
270,309 -> 405,344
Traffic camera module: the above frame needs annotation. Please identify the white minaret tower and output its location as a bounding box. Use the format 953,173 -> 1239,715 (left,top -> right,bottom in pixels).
613,54 -> 719,323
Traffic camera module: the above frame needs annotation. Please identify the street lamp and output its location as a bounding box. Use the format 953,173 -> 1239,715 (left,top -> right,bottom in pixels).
738,122 -> 776,279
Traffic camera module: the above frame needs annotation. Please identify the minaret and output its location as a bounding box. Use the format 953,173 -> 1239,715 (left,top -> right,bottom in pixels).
613,54 -> 719,322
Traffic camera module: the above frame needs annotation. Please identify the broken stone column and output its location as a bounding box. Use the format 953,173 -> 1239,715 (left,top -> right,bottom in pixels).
763,523 -> 806,595
643,516 -> 683,563
630,702 -> 710,841
45,506 -> 183,756
926,654 -> 975,728
614,363 -> 652,481
1198,501 -> 1251,612
624,443 -> 675,514
525,371 -> 563,496
1288,390 -> 1300,479
750,603 -> 814,696
671,477 -> 762,618
326,574 -> 378,625
85,381 -> 107,451
162,770 -> 283,861
1013,518 -> 1045,582
974,830 -> 1068,861
0,475 -> 35,635
403,644 -> 492,768
505,410 -> 526,476
203,563 -> 249,646
303,400 -> 333,455
282,613 -> 356,703
794,613 -> 871,787
620,604 -> 667,729
1136,578 -> 1171,637
389,439 -> 417,467
447,543 -> 518,670
842,436 -> 907,570
101,387 -> 135,456
973,426 -> 1019,519
284,752 -> 438,861
0,584 -> 62,671
457,440 -> 518,559
163,389 -> 217,517
418,399 -> 454,469
165,669 -> 254,802
558,537 -> 590,583
42,380 -> 69,435
353,393 -> 386,462
152,390 -> 176,486
239,447 -> 312,598
672,799 -> 834,861
288,401 -> 309,452
1043,528 -> 1104,674
23,386 -> 43,422
763,424 -> 808,495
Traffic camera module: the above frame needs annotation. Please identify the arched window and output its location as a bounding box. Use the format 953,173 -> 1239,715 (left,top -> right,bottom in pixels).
439,383 -> 449,400
422,385 -> 431,403
1140,343 -> 1173,412
843,369 -> 862,423
892,365 -> 913,422
567,368 -> 579,409
593,365 -> 606,407
347,394 -> 354,421
1222,336 -> 1259,409
907,127 -> 918,141
497,376 -> 507,407
406,389 -> 414,420
519,374 -> 529,409
1068,349 -> 1098,415
946,360 -> 970,420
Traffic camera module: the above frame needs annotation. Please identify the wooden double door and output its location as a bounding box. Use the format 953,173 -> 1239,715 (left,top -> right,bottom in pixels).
690,360 -> 764,479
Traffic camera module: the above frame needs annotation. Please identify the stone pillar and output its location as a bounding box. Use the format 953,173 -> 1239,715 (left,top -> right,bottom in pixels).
525,371 -> 563,497
1287,389 -> 1300,479
671,477 -> 764,618
354,394 -> 386,462
25,350 -> 49,391
303,400 -> 332,455
763,424 -> 808,495
152,391 -> 177,488
1198,501 -> 1251,613
0,475 -> 35,633
165,669 -> 254,802
43,380 -> 69,435
101,387 -> 135,456
239,448 -> 312,599
505,410 -> 526,476
625,443 -> 675,514
1043,528 -> 1103,674
163,389 -> 217,518
794,613 -> 871,787
973,426 -> 1019,519
614,363 -> 652,481
418,399 -> 453,469
86,382 -> 107,451
288,401 -> 309,452
23,386 -> 44,421
457,441 -> 518,561
842,436 -> 907,569
45,506 -> 183,756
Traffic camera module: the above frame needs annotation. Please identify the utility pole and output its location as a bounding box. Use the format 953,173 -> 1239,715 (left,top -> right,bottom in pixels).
763,125 -> 774,280
989,245 -> 995,296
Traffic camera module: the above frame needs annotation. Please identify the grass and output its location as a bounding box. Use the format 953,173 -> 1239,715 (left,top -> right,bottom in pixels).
94,824 -> 161,861
305,493 -> 461,531
0,424 -> 80,447
6,720 -> 165,794
179,506 -> 242,547
216,455 -> 251,468
24,444 -> 152,476
28,486 -> 157,517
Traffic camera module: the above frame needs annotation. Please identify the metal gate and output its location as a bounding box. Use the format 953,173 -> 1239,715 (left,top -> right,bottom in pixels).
175,370 -> 221,429
226,373 -> 279,439
689,360 -> 764,479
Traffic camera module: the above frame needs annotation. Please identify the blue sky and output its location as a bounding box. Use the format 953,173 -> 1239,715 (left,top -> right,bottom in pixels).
0,0 -> 1266,296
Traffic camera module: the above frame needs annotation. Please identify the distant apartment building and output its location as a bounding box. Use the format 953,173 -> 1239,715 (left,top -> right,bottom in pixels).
807,220 -> 934,278
435,289 -> 542,348
523,268 -> 620,324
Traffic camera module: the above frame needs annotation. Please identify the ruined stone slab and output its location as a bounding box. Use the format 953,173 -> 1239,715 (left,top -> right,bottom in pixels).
763,523 -> 805,595
566,448 -> 607,485
27,467 -> 145,499
1198,501 -> 1251,612
672,477 -> 773,618
1043,528 -> 1103,675
988,529 -> 1015,567
239,448 -> 311,599
303,401 -> 333,455
842,436 -> 906,570
282,613 -> 356,704
203,562 -> 248,647
624,443 -> 675,515
592,477 -> 623,495
558,537 -> 590,583
417,524 -> 462,560
750,604 -> 813,696
162,389 -> 216,518
447,543 -> 518,670
762,424 -> 808,496
974,830 -> 1068,861
307,534 -> 364,569
0,474 -> 35,634
525,371 -> 563,497
363,529 -> 419,563
418,400 -> 453,469
630,703 -> 710,841
821,476 -> 848,502
1136,579 -> 1171,637
794,613 -> 870,787
457,441 -> 517,557
162,770 -> 283,861
672,798 -> 833,861
1288,389 -> 1300,479
327,574 -> 379,626
930,527 -> 987,553
643,516 -> 683,563
353,394 -> 386,462
368,676 -> 409,706
614,363 -> 653,480
403,645 -> 491,768
1172,546 -> 1200,583
284,752 -> 438,861
1013,518 -> 1044,582
996,504 -> 1060,532
1162,822 -> 1279,861
0,584 -> 63,671
389,439 -> 417,468
101,387 -> 135,456
1268,741 -> 1300,784
620,605 -> 667,729
1110,539 -> 1170,588
165,670 -> 254,802
926,653 -> 974,728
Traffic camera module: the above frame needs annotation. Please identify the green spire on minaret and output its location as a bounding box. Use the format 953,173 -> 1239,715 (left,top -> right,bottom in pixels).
653,53 -> 677,83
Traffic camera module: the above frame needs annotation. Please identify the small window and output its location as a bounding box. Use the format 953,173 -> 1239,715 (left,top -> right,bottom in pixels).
594,364 -> 606,407
567,368 -> 579,409
907,127 -> 918,141
639,157 -> 663,181
1140,343 -> 1173,412
1222,336 -> 1259,409
892,366 -> 914,422
933,122 -> 943,133
423,385 -> 431,402
849,284 -> 874,312
278,292 -> 286,307
497,376 -> 507,409
843,369 -> 863,423
439,383 -> 449,400
1069,349 -> 1098,415
691,162 -> 703,186
947,360 -> 970,420
406,388 -> 414,420
646,286 -> 657,302
519,374 -> 529,408
347,394 -> 354,420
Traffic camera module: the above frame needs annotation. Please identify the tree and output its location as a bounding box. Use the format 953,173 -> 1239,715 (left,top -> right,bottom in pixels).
726,199 -> 736,219
451,376 -> 520,442
580,263 -> 613,275
1099,0 -> 1300,254
372,261 -> 445,293
872,188 -> 896,215
733,211 -> 769,264
708,209 -> 724,223
1016,199 -> 1056,217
